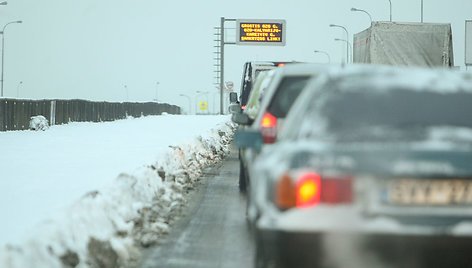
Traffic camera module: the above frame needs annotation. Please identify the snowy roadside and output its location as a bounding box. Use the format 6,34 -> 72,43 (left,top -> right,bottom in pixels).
0,116 -> 235,268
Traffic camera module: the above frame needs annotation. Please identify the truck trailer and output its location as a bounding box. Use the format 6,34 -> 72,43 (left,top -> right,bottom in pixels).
353,21 -> 454,67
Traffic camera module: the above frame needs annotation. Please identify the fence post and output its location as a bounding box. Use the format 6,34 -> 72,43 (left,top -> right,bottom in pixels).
50,100 -> 56,126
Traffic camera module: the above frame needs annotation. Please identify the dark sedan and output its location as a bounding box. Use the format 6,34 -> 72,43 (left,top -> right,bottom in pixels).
238,65 -> 472,268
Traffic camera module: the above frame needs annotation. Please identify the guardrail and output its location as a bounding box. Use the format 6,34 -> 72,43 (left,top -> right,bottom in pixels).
0,99 -> 181,131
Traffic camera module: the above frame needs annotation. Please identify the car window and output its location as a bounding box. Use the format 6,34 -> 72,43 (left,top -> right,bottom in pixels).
245,70 -> 275,120
267,76 -> 310,118
254,68 -> 272,81
297,89 -> 472,143
240,63 -> 252,106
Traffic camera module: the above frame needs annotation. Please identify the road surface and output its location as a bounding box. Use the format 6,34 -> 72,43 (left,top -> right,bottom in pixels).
134,146 -> 472,268
139,146 -> 255,268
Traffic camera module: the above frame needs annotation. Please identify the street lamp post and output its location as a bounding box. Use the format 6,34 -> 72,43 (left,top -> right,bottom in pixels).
329,24 -> 349,65
1,20 -> 22,98
334,38 -> 353,63
16,81 -> 22,97
421,0 -> 424,23
179,94 -> 191,115
313,50 -> 331,63
388,0 -> 392,22
351,8 -> 373,25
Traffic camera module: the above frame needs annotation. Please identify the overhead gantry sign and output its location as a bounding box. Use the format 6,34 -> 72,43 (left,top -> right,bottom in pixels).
236,19 -> 286,46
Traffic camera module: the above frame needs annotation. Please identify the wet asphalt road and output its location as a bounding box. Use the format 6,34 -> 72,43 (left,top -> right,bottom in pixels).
139,146 -> 255,268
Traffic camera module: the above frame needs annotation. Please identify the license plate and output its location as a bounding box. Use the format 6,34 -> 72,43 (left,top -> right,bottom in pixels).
384,179 -> 472,206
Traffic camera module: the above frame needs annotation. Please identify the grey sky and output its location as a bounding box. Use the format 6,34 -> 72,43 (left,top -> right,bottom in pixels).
1,0 -> 471,113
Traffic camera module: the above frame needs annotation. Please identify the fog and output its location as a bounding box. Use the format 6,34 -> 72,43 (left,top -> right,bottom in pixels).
1,0 -> 471,113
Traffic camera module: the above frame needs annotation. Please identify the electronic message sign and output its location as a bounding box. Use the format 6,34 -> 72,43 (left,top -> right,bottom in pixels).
236,19 -> 286,46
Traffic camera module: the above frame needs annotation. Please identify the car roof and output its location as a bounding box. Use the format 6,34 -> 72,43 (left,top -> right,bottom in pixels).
250,63 -> 338,127
320,64 -> 472,94
274,63 -> 338,76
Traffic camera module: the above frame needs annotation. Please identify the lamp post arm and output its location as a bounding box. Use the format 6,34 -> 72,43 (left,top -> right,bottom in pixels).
314,50 -> 331,63
329,24 -> 349,65
1,21 -> 22,97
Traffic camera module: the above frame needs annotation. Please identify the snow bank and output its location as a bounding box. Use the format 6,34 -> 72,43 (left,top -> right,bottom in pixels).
29,115 -> 49,131
0,117 -> 235,268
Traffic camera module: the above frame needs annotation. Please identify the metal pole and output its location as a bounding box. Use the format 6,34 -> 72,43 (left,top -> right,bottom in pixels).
334,39 -> 352,63
421,0 -> 424,23
1,32 -> 5,97
344,28 -> 349,65
1,21 -> 22,97
219,17 -> 224,115
329,24 -> 349,65
389,0 -> 392,22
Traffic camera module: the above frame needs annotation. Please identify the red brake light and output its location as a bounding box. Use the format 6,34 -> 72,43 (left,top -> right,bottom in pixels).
241,105 -> 247,110
260,111 -> 277,143
275,172 -> 353,210
278,63 -> 285,67
261,112 -> 277,128
321,177 -> 353,204
296,172 -> 321,208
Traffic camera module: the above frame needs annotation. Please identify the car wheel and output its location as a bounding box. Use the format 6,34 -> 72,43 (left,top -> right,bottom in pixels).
239,160 -> 247,192
254,230 -> 268,268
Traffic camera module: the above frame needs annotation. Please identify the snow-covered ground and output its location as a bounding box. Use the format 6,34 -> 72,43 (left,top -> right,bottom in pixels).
0,115 -> 235,267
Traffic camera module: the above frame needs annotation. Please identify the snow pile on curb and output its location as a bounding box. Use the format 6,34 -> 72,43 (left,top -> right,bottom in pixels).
0,120 -> 236,268
29,115 -> 49,131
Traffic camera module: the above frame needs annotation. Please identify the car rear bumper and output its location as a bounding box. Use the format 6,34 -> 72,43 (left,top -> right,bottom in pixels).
257,204 -> 472,236
256,228 -> 472,268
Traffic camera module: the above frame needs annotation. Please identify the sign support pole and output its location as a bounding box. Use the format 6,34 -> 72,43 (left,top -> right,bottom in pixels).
466,20 -> 472,70
216,18 -> 284,114
219,17 -> 225,115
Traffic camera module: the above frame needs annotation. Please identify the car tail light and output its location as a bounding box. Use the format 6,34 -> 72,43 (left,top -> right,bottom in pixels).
260,111 -> 277,143
321,177 -> 353,204
241,105 -> 247,110
275,174 -> 297,209
275,172 -> 353,210
296,172 -> 321,208
278,63 -> 285,67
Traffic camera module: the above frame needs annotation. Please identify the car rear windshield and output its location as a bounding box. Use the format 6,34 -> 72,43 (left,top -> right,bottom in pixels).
267,76 -> 310,118
301,89 -> 472,143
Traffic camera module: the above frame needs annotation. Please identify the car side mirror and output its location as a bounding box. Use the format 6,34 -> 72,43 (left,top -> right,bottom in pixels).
229,92 -> 238,103
235,130 -> 263,150
232,112 -> 251,125
228,103 -> 242,114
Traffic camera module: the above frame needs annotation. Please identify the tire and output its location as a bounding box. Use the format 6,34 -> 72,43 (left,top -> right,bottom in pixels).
239,160 -> 247,192
254,229 -> 268,268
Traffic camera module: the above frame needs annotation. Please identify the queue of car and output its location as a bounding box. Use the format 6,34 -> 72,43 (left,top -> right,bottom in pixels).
232,63 -> 335,193
232,62 -> 472,268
